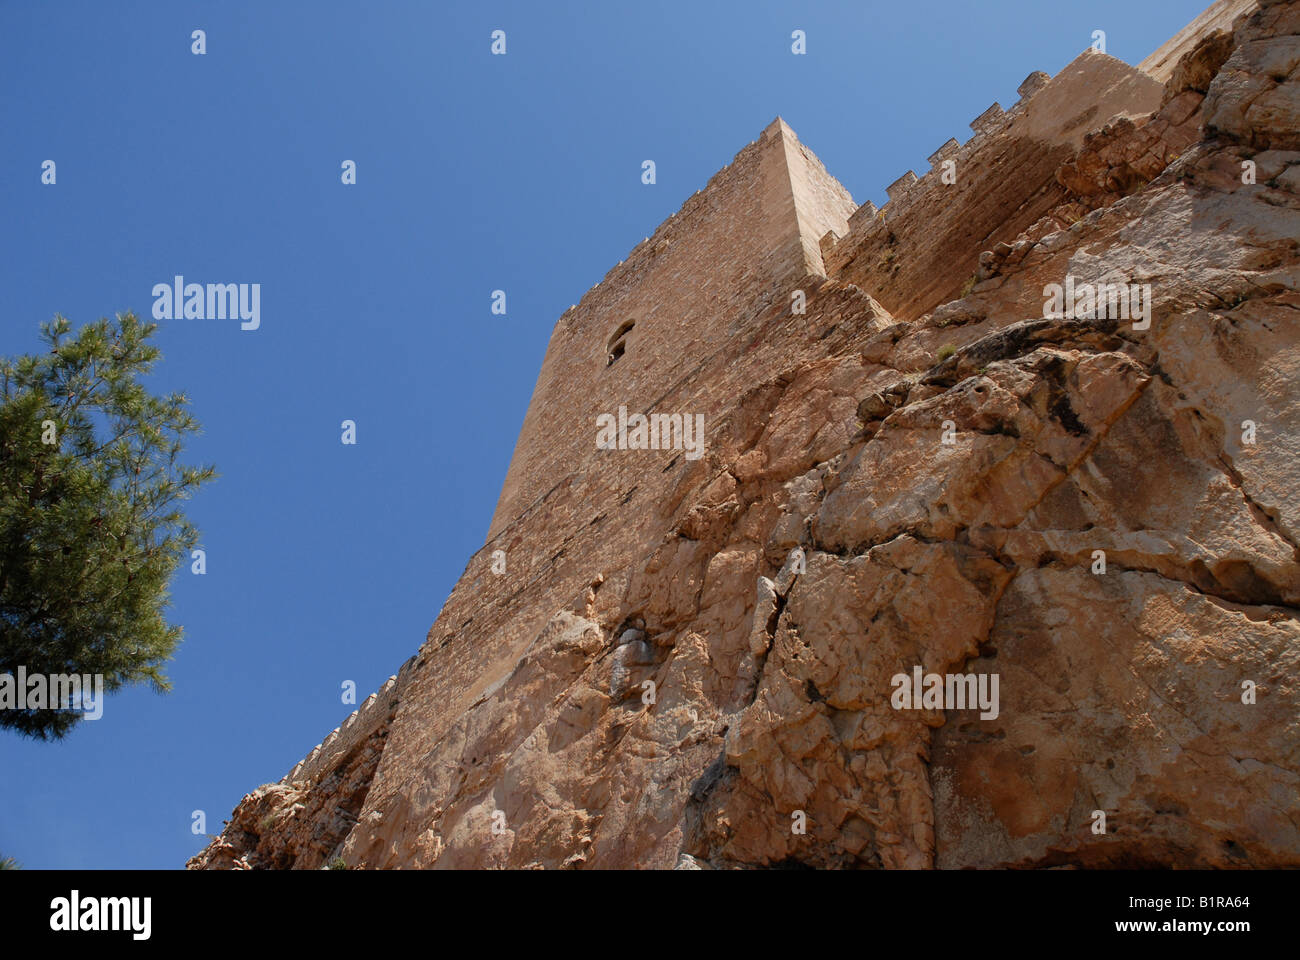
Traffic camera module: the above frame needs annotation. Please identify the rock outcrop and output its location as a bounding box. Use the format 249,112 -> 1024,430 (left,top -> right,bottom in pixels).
190,0 -> 1299,871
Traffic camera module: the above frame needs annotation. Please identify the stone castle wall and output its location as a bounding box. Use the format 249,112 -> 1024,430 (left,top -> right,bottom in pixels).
488,118 -> 856,539
279,655 -> 416,787
820,50 -> 1164,321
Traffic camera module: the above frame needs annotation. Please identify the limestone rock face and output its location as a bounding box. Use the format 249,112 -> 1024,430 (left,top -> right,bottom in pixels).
1204,0 -> 1300,149
193,0 -> 1300,870
187,724 -> 388,870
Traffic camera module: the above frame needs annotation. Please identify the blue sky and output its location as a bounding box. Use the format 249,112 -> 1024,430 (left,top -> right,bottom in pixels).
0,0 -> 1210,869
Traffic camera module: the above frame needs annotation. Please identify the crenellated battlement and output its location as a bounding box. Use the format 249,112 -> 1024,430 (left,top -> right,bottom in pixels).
818,50 -> 1164,319
279,653 -> 419,787
823,66 -> 1056,252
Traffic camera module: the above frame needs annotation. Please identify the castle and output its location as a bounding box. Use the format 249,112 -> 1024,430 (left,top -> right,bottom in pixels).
193,0 -> 1300,869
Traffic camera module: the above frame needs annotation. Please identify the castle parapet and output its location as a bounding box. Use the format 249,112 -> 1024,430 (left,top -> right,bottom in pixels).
927,138 -> 960,169
815,47 -> 1163,320
1017,71 -> 1050,102
969,102 -> 1006,137
848,200 -> 879,231
886,170 -> 919,202
278,660 -> 415,788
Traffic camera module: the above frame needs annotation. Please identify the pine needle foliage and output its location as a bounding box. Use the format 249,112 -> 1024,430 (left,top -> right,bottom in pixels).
0,313 -> 215,739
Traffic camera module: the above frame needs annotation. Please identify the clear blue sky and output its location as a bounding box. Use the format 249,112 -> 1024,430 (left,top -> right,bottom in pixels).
0,0 -> 1209,869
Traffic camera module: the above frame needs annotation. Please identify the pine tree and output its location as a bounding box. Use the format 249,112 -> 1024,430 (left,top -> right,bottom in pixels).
0,313 -> 215,739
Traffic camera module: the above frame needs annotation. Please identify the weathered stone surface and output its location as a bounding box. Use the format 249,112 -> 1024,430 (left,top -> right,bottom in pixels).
194,1 -> 1300,870
187,722 -> 390,870
1204,5 -> 1300,149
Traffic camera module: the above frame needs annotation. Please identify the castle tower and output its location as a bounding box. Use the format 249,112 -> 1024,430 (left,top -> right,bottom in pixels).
488,118 -> 857,538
